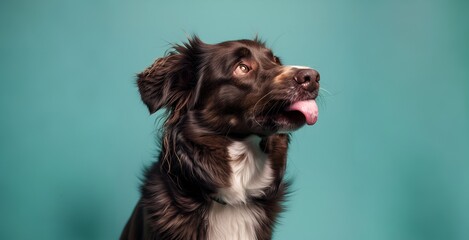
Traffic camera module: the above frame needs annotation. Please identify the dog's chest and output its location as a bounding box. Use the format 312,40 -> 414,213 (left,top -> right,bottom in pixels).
207,136 -> 274,240
207,203 -> 264,240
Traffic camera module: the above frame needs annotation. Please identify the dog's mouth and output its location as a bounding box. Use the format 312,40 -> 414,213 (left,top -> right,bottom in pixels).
254,99 -> 319,132
284,100 -> 318,125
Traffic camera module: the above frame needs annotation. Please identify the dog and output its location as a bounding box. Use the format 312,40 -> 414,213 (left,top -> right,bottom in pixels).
120,36 -> 320,240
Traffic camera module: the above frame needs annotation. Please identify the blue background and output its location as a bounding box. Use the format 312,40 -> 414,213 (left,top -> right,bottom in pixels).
1,0 -> 468,239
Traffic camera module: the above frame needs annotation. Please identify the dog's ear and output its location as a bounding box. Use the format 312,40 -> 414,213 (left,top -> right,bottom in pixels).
137,37 -> 203,118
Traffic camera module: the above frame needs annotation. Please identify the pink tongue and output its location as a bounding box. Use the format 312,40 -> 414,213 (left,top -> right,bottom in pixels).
286,100 -> 319,125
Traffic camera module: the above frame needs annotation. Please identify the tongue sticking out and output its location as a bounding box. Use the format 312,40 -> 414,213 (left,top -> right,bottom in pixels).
286,100 -> 319,125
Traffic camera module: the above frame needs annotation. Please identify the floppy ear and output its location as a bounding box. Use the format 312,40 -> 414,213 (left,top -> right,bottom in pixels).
137,37 -> 203,119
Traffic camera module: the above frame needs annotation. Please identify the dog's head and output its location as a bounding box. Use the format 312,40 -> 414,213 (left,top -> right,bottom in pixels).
137,36 -> 319,137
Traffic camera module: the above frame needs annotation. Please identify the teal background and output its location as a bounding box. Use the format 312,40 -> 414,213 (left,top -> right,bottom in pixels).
1,0 -> 468,239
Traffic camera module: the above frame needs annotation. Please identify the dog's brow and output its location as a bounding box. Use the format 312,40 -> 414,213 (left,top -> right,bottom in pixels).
265,50 -> 274,58
264,50 -> 278,63
236,47 -> 252,58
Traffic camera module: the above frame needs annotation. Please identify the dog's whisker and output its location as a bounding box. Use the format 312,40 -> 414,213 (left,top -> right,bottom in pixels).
319,87 -> 339,97
253,118 -> 262,127
264,102 -> 277,116
252,90 -> 274,113
224,124 -> 233,137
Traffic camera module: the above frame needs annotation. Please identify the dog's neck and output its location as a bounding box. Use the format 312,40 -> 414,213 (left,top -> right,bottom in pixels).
215,135 -> 274,205
166,116 -> 274,205
177,113 -> 270,151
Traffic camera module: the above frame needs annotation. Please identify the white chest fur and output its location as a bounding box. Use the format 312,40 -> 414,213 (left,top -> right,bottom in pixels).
207,136 -> 274,240
207,203 -> 264,240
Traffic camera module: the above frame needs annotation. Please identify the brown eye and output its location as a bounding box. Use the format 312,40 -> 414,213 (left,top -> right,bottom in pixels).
238,64 -> 250,73
234,63 -> 251,76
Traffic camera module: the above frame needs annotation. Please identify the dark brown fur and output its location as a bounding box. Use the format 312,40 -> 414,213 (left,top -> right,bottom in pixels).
121,36 -> 319,240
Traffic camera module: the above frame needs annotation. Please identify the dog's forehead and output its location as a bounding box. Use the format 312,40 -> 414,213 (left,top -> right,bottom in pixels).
218,39 -> 273,55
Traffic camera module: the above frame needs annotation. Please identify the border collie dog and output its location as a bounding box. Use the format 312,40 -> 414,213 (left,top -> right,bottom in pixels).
121,36 -> 320,240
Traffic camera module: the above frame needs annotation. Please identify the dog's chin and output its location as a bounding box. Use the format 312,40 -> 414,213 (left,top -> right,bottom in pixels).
251,111 -> 307,135
273,110 -> 308,133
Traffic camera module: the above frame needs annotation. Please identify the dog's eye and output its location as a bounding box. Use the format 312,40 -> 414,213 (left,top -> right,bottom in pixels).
239,64 -> 250,73
236,64 -> 250,75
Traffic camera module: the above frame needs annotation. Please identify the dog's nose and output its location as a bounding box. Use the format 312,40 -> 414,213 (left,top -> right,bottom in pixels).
294,69 -> 320,92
